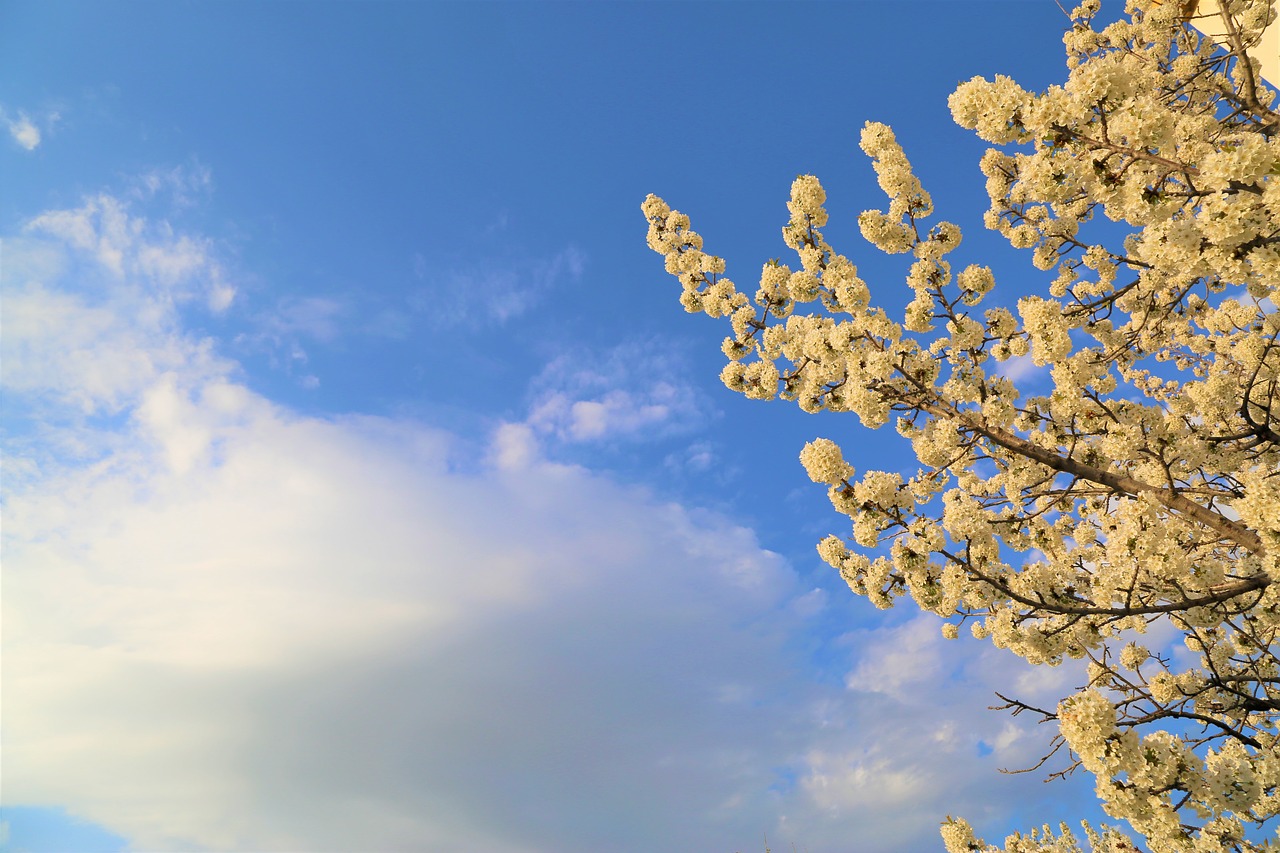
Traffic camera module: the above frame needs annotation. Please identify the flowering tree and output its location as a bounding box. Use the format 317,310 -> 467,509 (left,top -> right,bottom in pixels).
641,1 -> 1279,850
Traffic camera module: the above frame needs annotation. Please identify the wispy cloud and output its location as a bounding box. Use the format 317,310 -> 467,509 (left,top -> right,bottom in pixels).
523,339 -> 712,446
410,245 -> 585,328
5,191 -> 235,426
129,162 -> 215,209
23,185 -> 234,310
665,439 -> 717,474
229,293 -> 352,389
261,294 -> 347,343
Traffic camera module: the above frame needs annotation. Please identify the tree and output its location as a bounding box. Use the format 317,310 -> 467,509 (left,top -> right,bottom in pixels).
641,2 -> 1279,851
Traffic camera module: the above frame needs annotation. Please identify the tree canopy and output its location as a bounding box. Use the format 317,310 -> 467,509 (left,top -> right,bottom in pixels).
642,1 -> 1280,850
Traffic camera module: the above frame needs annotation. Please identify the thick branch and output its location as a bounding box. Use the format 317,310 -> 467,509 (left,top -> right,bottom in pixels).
907,394 -> 1267,556
952,550 -> 1268,617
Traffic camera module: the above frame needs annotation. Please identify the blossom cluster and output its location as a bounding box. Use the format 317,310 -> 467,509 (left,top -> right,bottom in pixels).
642,1 -> 1279,850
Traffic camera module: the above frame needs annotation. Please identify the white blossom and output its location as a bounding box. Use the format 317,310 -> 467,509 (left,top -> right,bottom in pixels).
641,2 -> 1280,849
799,437 -> 853,485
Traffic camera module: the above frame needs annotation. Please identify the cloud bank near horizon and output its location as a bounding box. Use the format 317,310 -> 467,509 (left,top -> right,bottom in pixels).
2,183 -> 1095,852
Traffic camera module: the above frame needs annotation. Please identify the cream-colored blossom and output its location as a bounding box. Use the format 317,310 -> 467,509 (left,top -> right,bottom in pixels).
799,437 -> 854,485
640,1 -> 1280,847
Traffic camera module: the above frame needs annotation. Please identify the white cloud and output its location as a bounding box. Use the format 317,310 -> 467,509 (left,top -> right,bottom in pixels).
2,254 -> 230,425
789,615 -> 1100,847
524,339 -> 711,444
530,388 -> 674,441
846,614 -> 947,700
1,103 -> 60,151
2,189 -> 1101,852
9,114 -> 40,149
490,421 -> 540,470
23,190 -> 235,309
6,361 -> 831,851
665,440 -> 717,475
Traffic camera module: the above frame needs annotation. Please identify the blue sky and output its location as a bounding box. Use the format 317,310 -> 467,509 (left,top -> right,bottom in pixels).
1,2 -> 1120,851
